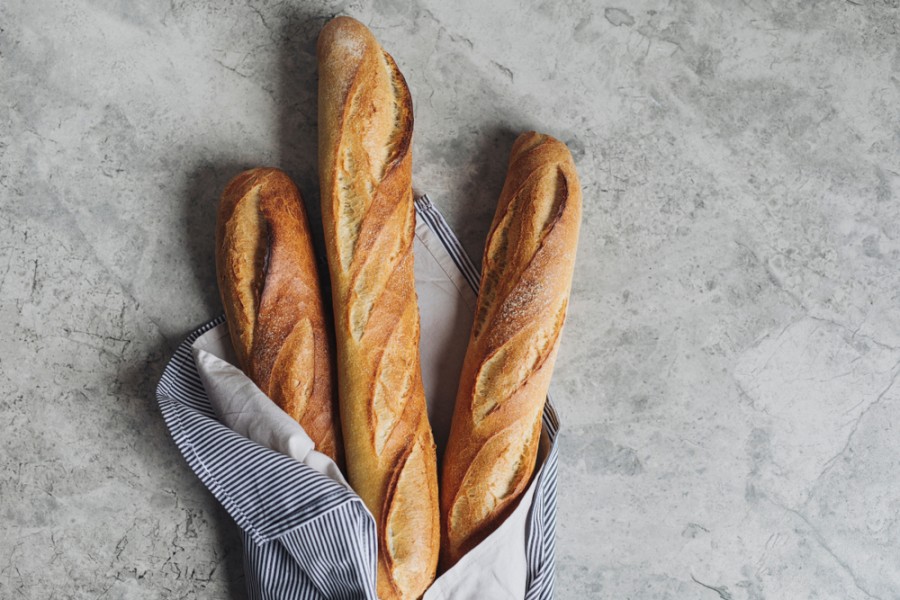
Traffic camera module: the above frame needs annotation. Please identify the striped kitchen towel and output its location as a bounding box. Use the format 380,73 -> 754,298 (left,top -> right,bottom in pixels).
156,195 -> 559,599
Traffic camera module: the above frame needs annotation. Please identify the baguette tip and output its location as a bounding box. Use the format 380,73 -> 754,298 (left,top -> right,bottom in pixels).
317,15 -> 375,60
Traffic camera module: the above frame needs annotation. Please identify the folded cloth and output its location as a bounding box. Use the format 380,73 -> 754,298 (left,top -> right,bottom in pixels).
156,195 -> 560,599
191,327 -> 351,489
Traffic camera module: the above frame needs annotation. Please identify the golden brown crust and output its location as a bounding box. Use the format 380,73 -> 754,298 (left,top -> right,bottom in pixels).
440,132 -> 582,569
318,16 -> 439,600
215,167 -> 343,466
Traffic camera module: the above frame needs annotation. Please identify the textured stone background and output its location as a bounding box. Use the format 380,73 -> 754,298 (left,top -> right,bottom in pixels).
3,1 -> 900,598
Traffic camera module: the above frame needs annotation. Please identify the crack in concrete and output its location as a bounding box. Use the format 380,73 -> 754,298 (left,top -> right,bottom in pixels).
211,57 -> 251,80
691,574 -> 733,600
813,356 -> 900,488
772,499 -> 884,600
247,3 -> 272,33
807,315 -> 900,352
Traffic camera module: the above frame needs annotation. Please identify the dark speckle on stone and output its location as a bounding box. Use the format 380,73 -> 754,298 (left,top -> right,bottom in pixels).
584,436 -> 644,475
747,428 -> 773,474
862,234 -> 881,258
565,137 -> 586,162
682,522 -> 709,538
604,7 -> 635,27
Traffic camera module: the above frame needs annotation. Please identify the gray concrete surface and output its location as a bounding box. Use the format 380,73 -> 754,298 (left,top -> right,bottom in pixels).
3,1 -> 900,598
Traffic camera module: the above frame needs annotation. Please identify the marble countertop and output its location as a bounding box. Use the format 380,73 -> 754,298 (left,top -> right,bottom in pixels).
3,1 -> 899,598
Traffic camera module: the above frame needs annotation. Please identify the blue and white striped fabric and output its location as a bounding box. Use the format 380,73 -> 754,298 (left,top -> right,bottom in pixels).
157,196 -> 559,599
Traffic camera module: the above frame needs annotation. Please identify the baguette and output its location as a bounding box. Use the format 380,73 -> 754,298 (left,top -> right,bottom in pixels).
440,132 -> 582,568
215,167 -> 343,465
317,17 -> 439,599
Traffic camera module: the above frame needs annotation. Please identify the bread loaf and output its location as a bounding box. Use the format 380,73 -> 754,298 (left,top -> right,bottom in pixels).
440,132 -> 582,568
317,17 -> 439,599
215,167 -> 343,465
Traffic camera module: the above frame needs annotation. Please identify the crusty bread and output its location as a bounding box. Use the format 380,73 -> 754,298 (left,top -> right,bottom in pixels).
317,16 -> 439,600
215,167 -> 343,466
440,132 -> 582,569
